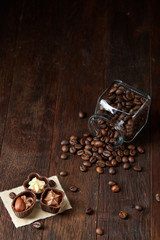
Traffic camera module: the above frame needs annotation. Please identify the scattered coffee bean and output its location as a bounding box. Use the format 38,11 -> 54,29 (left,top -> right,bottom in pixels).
81,154 -> 89,161
111,159 -> 118,167
49,180 -> 56,187
137,146 -> 144,154
108,180 -> 116,186
130,149 -> 137,156
122,156 -> 128,163
96,166 -> 104,174
61,140 -> 69,145
59,171 -> 68,177
62,145 -> 69,153
83,132 -> 90,137
80,165 -> 87,172
133,165 -> 142,172
119,211 -> 128,219
128,156 -> 135,163
70,146 -> 76,154
108,167 -> 116,175
32,221 -> 42,229
83,161 -> 92,168
78,111 -> 85,119
123,163 -> 130,170
70,135 -> 78,140
61,153 -> 68,160
85,207 -> 93,215
9,192 -> 16,199
89,156 -> 97,163
75,144 -> 83,150
135,204 -> 143,211
96,160 -> 106,168
155,193 -> 160,202
77,149 -> 84,156
96,227 -> 104,236
69,186 -> 78,192
111,185 -> 120,193
128,145 -> 135,150
106,161 -> 112,167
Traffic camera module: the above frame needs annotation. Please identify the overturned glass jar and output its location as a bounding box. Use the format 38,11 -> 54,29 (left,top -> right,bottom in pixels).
88,80 -> 151,148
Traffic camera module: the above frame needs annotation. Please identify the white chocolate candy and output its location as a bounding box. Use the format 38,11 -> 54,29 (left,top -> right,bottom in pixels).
28,177 -> 45,193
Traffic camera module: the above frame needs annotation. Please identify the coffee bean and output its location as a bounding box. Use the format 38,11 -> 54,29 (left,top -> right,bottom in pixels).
123,163 -> 130,170
69,186 -> 78,192
49,180 -> 56,187
59,171 -> 68,176
78,111 -> 85,119
96,160 -> 106,168
32,221 -> 42,229
70,135 -> 78,140
133,165 -> 142,172
108,167 -> 116,175
70,146 -> 76,154
98,147 -> 104,154
89,156 -> 97,164
111,159 -> 118,167
116,156 -> 122,163
128,145 -> 135,150
135,204 -> 143,211
62,145 -> 69,152
155,193 -> 160,202
117,150 -> 123,157
96,227 -> 104,236
116,89 -> 123,95
83,161 -> 92,168
75,144 -> 82,150
103,150 -> 111,157
70,139 -> 78,145
83,132 -> 91,137
80,165 -> 87,172
137,146 -> 144,154
85,144 -> 92,150
128,156 -> 135,163
130,149 -> 137,156
61,153 -> 68,160
94,141 -> 103,147
81,154 -> 89,161
96,154 -> 102,160
9,192 -> 16,199
80,138 -> 85,145
119,211 -> 128,219
61,140 -> 69,145
122,156 -> 128,163
101,129 -> 107,136
92,146 -> 97,152
109,86 -> 117,94
108,180 -> 116,186
106,161 -> 112,167
77,149 -> 84,156
85,207 -> 93,215
96,166 -> 104,174
87,136 -> 92,142
111,185 -> 120,193
123,149 -> 129,156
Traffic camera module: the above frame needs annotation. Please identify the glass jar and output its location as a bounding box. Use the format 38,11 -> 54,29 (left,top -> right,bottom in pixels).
88,80 -> 151,148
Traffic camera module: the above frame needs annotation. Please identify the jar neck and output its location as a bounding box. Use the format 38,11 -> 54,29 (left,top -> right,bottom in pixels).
88,114 -> 124,148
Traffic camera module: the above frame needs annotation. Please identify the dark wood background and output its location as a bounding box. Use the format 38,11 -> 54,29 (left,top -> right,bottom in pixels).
0,0 -> 159,239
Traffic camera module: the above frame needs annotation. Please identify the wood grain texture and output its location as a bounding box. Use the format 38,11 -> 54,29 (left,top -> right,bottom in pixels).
0,0 -> 159,239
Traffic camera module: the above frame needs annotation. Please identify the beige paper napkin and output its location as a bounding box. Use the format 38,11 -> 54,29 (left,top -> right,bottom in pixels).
0,176 -> 72,228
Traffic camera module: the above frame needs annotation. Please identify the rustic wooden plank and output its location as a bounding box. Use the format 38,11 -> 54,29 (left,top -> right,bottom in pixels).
97,0 -> 151,239
150,0 -> 160,239
42,0 -> 109,239
0,1 -> 25,240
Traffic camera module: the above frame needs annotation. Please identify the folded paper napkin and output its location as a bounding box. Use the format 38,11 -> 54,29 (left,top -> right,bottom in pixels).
0,176 -> 72,228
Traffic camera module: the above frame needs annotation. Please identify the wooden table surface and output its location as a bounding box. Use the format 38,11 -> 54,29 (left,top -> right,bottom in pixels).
0,0 -> 160,239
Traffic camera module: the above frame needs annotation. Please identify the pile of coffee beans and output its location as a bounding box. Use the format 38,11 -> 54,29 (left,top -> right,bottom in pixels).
98,82 -> 149,141
60,129 -> 144,176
